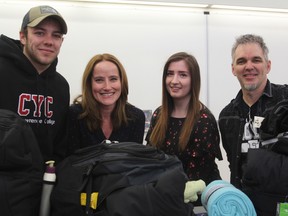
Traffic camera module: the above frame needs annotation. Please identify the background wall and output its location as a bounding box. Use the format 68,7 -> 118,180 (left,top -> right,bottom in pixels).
1,0 -> 288,181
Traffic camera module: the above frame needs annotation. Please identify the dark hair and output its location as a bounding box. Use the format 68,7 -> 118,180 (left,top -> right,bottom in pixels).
149,52 -> 202,150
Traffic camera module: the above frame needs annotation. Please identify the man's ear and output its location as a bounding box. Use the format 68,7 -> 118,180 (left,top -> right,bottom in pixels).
266,60 -> 271,75
232,63 -> 236,76
19,31 -> 26,45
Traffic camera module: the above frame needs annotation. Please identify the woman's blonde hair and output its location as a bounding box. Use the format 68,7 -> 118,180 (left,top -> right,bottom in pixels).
74,53 -> 129,131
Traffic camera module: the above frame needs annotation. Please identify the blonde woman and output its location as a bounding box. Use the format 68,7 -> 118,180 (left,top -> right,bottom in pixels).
68,53 -> 145,153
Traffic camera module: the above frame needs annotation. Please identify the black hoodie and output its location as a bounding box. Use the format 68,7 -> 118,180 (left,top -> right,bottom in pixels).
0,34 -> 70,164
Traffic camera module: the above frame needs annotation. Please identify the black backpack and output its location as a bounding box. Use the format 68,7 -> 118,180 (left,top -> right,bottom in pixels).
51,141 -> 194,216
242,100 -> 288,216
0,109 -> 44,216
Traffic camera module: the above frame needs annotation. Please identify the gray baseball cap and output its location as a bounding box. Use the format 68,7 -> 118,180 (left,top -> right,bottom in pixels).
21,5 -> 67,34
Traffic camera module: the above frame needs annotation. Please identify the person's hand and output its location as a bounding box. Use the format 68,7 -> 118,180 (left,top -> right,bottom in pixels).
184,179 -> 206,203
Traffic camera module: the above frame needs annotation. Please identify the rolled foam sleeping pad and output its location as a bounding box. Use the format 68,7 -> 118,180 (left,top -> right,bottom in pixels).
201,180 -> 256,216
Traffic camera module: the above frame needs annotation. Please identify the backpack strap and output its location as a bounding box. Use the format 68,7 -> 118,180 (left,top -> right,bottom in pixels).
261,131 -> 288,146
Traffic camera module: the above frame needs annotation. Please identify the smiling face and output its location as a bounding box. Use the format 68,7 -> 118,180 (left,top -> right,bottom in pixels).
91,60 -> 121,109
232,43 -> 271,92
165,60 -> 191,102
20,17 -> 64,74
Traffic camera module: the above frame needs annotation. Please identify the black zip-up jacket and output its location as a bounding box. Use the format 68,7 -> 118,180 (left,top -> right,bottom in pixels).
0,34 -> 70,163
218,80 -> 288,188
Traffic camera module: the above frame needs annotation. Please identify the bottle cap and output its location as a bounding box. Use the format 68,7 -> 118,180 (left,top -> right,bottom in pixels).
45,160 -> 56,173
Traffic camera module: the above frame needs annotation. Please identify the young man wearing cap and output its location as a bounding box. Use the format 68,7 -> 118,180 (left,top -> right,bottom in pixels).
0,5 -> 70,164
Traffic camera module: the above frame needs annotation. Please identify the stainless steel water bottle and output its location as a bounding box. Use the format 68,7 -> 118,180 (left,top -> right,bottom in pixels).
39,160 -> 56,216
